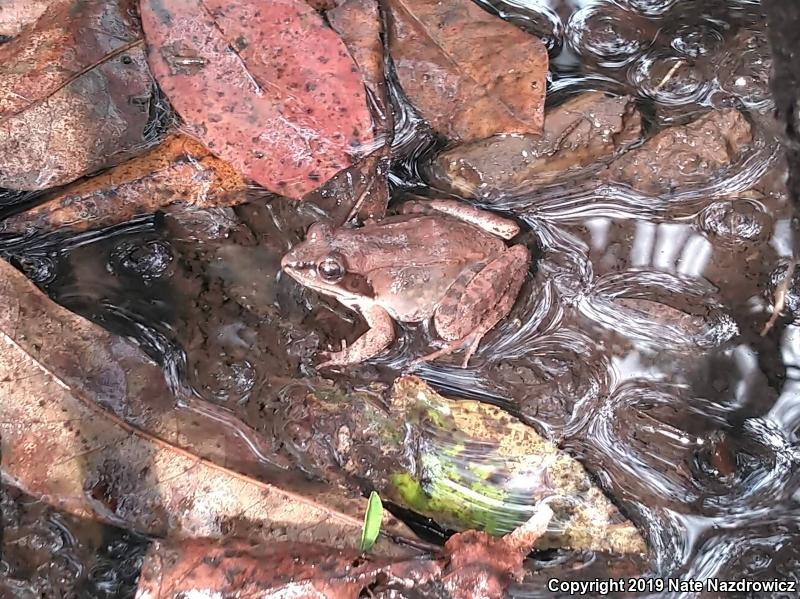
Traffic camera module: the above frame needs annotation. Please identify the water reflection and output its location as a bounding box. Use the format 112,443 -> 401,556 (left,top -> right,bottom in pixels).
2,0 -> 799,596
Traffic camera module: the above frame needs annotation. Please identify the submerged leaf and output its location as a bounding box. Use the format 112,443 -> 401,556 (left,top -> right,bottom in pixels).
136,505 -> 553,599
279,376 -> 647,555
0,258 -> 416,556
0,0 -> 155,190
2,135 -> 247,234
140,0 -> 375,199
387,0 -> 548,142
602,108 -> 753,194
429,92 -> 642,198
360,491 -> 384,552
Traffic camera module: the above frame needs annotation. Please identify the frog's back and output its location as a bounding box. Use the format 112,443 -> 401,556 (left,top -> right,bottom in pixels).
336,215 -> 504,270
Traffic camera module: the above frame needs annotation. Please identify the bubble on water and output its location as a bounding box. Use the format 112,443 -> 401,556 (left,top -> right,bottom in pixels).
690,419 -> 798,515
697,198 -> 772,246
618,0 -> 679,16
715,30 -> 773,109
566,4 -> 656,68
629,53 -> 711,105
193,354 -> 257,404
107,239 -> 174,282
669,23 -> 724,58
15,253 -> 58,284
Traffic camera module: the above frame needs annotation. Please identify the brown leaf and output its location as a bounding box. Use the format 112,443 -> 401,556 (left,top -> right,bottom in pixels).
0,0 -> 155,190
306,0 -> 342,10
0,0 -> 60,38
328,0 -> 389,130
307,0 -> 392,223
304,138 -> 391,225
2,135 -> 247,234
387,0 -> 548,142
140,0 -> 375,200
0,257 -> 418,557
429,92 -> 642,198
136,539 -> 393,598
136,506 -> 553,598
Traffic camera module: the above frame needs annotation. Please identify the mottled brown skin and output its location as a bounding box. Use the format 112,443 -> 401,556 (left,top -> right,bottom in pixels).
281,199 -> 530,367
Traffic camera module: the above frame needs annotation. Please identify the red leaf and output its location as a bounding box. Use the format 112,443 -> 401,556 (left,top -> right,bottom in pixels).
140,0 -> 375,199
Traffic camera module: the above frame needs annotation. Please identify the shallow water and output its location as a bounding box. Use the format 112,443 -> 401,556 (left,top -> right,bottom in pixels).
3,0 -> 800,597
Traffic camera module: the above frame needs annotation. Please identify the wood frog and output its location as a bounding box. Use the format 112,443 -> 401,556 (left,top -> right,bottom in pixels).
281,199 -> 530,368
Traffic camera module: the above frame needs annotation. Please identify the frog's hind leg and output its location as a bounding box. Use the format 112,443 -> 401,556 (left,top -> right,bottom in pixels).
399,199 -> 520,240
422,244 -> 530,367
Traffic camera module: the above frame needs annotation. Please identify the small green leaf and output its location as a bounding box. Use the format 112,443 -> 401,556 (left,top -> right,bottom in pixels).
360,491 -> 383,552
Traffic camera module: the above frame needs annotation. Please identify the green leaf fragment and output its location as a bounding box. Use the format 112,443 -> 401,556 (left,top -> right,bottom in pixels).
360,491 -> 383,552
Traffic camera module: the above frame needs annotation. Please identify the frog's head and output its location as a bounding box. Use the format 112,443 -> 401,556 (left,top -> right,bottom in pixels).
281,223 -> 363,300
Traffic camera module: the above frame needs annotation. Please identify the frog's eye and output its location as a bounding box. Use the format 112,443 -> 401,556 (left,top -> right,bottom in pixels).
318,254 -> 345,282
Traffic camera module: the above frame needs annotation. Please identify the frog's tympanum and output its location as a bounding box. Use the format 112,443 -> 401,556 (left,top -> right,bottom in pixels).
281,200 -> 530,367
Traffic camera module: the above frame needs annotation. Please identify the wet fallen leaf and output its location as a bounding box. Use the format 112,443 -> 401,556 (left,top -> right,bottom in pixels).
0,257 -> 419,556
277,375 -> 647,555
136,504 -> 553,599
602,108 -> 753,194
429,92 -> 642,198
0,0 -> 155,190
387,0 -> 548,142
322,0 -> 391,222
306,0 -> 342,10
329,0 -> 387,122
360,490 -> 383,552
2,135 -> 247,234
140,0 -> 374,200
0,0 -> 59,38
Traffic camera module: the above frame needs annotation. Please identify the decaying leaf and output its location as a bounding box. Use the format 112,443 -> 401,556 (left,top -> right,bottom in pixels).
0,0 -> 59,38
602,108 -> 753,194
429,92 -> 642,198
0,258 -> 418,557
320,0 -> 392,222
277,376 -> 647,555
136,505 -> 553,599
387,0 -> 548,142
0,0 -> 155,190
305,150 -> 390,225
329,0 -> 387,122
140,0 -> 375,200
2,135 -> 247,234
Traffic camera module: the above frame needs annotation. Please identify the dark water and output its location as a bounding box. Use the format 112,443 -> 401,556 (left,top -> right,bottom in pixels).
3,0 -> 800,597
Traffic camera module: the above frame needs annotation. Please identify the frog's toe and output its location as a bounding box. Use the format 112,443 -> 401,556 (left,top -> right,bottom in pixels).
418,335 -> 475,367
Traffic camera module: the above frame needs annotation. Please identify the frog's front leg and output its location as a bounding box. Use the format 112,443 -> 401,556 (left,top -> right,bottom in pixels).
425,244 -> 530,367
399,199 -> 520,240
318,302 -> 395,368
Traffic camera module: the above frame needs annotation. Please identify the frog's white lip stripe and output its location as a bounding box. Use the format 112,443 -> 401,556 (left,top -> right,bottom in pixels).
281,260 -> 316,271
